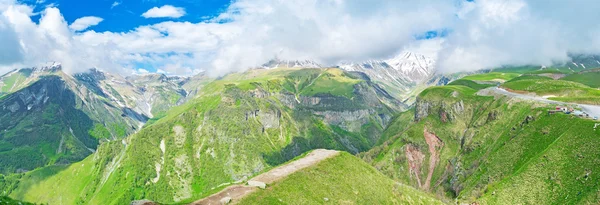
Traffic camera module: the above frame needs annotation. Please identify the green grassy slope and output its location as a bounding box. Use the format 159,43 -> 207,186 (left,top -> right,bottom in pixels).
10,140 -> 125,204
0,71 -> 142,176
448,79 -> 495,90
502,76 -> 600,105
362,78 -> 600,204
0,76 -> 97,174
8,68 -> 402,204
561,70 -> 600,88
0,69 -> 32,97
478,115 -> 600,204
462,72 -> 520,82
0,196 -> 35,205
239,152 -> 445,205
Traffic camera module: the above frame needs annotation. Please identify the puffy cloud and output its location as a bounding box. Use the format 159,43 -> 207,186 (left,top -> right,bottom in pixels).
0,14 -> 23,66
136,68 -> 149,74
1,0 -> 600,77
141,5 -> 186,18
436,0 -> 600,73
69,16 -> 103,31
0,4 -> 130,75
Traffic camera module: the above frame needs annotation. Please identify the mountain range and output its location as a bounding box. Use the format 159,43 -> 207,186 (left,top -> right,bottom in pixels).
1,52 -> 600,205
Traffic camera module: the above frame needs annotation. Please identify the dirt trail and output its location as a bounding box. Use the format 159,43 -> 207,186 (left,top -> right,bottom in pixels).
423,128 -> 443,191
189,149 -> 340,205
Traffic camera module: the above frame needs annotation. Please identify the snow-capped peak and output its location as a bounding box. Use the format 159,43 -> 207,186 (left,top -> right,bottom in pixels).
339,51 -> 435,85
384,51 -> 435,75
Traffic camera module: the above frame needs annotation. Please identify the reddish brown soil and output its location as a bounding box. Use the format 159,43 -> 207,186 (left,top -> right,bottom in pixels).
191,185 -> 256,205
423,127 -> 443,191
405,144 -> 425,188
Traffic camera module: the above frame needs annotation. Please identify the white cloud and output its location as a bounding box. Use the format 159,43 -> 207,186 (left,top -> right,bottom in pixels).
141,5 -> 185,18
69,16 -> 103,31
111,1 -> 120,9
0,13 -> 23,66
0,4 -> 130,75
1,0 -> 600,77
436,0 -> 600,73
136,68 -> 149,74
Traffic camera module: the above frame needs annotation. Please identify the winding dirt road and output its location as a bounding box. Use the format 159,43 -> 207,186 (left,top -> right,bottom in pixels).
189,149 -> 340,205
478,87 -> 600,118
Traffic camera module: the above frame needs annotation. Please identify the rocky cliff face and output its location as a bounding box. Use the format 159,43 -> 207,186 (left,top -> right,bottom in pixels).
414,97 -> 465,122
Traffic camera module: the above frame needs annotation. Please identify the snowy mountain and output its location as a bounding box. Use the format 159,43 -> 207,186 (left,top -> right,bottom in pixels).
384,51 -> 435,82
255,51 -> 443,104
339,51 -> 440,103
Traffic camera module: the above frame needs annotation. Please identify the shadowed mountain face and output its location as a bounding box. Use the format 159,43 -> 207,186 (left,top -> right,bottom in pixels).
0,76 -> 95,173
0,66 -> 209,174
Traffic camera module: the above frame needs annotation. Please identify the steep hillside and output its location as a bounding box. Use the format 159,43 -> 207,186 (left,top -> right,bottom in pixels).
8,68 -> 402,204
239,152 -> 445,205
0,63 -> 61,98
0,65 -> 210,175
0,73 -> 141,174
561,69 -> 600,88
75,69 -> 211,119
361,78 -> 600,204
0,196 -> 34,205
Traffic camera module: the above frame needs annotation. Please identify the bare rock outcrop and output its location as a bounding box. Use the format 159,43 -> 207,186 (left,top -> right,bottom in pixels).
415,98 -> 465,122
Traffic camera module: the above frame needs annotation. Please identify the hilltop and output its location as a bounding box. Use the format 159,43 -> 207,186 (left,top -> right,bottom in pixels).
238,151 -> 444,205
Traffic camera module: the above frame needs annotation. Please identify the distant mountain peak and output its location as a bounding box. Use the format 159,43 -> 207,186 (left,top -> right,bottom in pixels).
262,58 -> 323,69
340,51 -> 436,84
31,62 -> 62,73
384,51 -> 435,77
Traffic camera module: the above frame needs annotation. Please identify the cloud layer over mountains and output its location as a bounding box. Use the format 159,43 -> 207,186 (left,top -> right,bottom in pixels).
0,0 -> 599,76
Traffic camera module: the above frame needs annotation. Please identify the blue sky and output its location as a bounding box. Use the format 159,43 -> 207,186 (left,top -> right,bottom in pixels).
24,0 -> 231,32
2,0 -> 600,76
